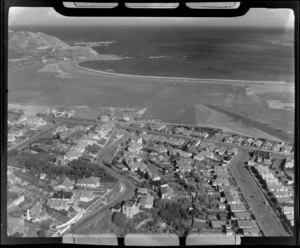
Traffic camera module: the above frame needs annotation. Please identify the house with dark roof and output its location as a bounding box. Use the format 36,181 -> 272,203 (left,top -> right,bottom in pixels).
47,191 -> 74,211
111,203 -> 122,213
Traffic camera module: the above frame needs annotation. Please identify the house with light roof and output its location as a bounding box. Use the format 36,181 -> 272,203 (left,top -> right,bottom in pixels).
75,176 -> 101,188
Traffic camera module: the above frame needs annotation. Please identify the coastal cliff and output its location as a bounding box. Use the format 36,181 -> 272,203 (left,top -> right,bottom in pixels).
8,29 -> 99,61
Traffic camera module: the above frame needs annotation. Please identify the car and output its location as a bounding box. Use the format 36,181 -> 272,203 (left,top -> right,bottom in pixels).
264,201 -> 269,206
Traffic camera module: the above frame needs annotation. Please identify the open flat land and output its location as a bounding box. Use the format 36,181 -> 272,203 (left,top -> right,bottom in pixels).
8,61 -> 294,142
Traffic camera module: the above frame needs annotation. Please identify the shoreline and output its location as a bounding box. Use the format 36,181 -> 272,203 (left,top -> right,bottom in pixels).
74,62 -> 289,85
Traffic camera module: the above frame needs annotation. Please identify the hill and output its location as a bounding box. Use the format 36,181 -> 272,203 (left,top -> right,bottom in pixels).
8,30 -> 69,57
8,30 -> 99,61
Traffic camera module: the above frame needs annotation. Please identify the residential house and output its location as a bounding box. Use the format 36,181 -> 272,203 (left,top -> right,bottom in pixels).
40,173 -> 46,180
223,186 -> 239,197
223,156 -> 232,164
155,145 -> 168,153
207,143 -> 218,152
282,207 -> 294,215
282,144 -> 293,154
137,188 -> 148,195
261,171 -> 275,180
111,203 -> 122,213
285,214 -> 294,221
285,158 -> 294,169
160,184 -> 175,200
242,228 -> 260,236
218,203 -> 226,210
122,200 -> 140,219
73,190 -> 95,202
139,194 -> 154,209
232,212 -> 252,220
13,195 -> 25,206
234,137 -> 244,146
262,141 -> 273,150
254,164 -> 269,173
177,158 -> 194,172
205,151 -> 214,159
252,139 -> 263,148
55,178 -> 75,191
218,211 -> 228,220
273,191 -> 289,198
243,138 -> 254,147
211,154 -> 222,162
266,178 -> 280,186
224,136 -> 235,144
194,151 -> 207,161
271,143 -> 282,152
226,195 -> 242,204
175,190 -> 191,198
211,220 -> 226,229
7,134 -> 16,142
213,178 -> 230,187
24,202 -> 43,221
237,220 -> 257,229
226,229 -> 234,236
229,204 -> 246,213
128,143 -> 143,154
207,213 -> 218,220
115,163 -> 128,171
194,140 -> 201,147
218,147 -> 227,156
47,191 -> 74,211
75,176 -> 100,188
276,197 -> 293,204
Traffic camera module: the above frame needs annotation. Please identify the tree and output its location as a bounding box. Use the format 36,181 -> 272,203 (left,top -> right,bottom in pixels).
111,212 -> 127,227
37,229 -> 46,237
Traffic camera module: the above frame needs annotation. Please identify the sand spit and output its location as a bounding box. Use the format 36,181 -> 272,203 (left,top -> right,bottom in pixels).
74,62 -> 288,86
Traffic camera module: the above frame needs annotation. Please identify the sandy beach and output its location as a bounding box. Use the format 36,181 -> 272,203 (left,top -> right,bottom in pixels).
74,62 -> 288,86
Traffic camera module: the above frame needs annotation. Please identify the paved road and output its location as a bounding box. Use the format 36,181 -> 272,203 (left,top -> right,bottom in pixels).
38,116 -> 293,158
121,125 -> 293,159
71,178 -> 135,234
8,122 -> 61,151
228,151 -> 290,236
69,135 -> 136,235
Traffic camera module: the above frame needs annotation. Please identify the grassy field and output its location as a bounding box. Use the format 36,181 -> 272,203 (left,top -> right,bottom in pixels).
8,62 -> 294,142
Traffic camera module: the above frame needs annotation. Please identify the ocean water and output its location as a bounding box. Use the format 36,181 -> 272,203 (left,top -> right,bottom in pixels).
11,25 -> 294,83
